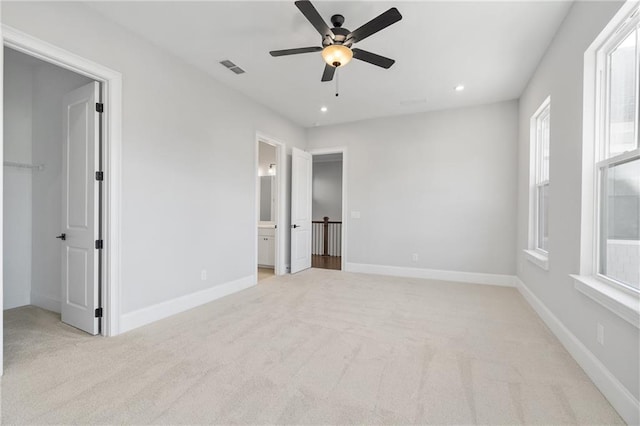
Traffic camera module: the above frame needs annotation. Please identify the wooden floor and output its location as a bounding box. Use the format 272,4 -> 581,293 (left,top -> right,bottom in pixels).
257,267 -> 275,282
312,255 -> 341,270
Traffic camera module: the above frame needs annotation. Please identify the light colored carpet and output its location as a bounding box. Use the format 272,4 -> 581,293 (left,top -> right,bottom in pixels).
1,268 -> 624,424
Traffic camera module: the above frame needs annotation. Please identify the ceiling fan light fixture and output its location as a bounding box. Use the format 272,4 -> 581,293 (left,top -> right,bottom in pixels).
322,44 -> 353,67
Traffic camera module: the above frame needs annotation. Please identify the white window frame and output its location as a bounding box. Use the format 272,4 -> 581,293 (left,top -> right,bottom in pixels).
595,153 -> 640,290
574,1 -> 640,328
524,96 -> 551,270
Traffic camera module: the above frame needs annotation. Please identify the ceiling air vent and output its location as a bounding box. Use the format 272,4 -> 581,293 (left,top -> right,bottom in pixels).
219,59 -> 245,75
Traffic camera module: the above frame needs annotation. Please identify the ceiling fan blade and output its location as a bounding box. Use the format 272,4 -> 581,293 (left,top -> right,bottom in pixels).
346,8 -> 402,44
295,0 -> 335,40
352,48 -> 395,69
270,47 -> 322,57
321,64 -> 336,82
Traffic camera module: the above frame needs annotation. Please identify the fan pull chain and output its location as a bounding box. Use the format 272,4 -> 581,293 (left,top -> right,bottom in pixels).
335,66 -> 339,97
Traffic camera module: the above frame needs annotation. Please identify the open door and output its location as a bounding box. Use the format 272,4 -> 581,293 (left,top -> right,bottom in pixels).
290,147 -> 312,273
61,82 -> 100,335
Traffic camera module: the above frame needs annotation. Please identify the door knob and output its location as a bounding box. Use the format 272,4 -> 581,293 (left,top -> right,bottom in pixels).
292,224 -> 299,228
56,233 -> 66,241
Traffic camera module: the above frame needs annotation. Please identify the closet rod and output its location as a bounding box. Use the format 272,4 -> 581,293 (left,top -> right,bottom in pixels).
3,161 -> 45,171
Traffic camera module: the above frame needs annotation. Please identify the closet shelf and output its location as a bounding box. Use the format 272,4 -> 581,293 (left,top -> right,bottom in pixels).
3,161 -> 45,171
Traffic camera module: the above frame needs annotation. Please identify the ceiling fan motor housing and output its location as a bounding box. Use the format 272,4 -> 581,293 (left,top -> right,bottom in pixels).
323,27 -> 351,47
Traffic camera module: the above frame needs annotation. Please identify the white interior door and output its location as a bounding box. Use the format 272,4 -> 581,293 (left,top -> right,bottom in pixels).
290,147 -> 312,273
61,82 -> 100,335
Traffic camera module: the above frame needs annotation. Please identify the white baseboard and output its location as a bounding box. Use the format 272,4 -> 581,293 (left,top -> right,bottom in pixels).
345,262 -> 516,287
30,292 -> 61,313
515,277 -> 639,425
120,275 -> 256,333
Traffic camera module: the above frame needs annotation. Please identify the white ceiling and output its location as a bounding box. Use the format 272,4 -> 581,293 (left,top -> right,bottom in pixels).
87,1 -> 573,128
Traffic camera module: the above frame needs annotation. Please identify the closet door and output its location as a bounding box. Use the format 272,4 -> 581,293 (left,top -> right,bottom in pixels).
61,82 -> 100,335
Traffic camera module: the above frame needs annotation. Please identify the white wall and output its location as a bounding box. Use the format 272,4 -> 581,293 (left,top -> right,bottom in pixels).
31,57 -> 93,312
516,0 -> 639,403
312,159 -> 342,222
3,48 -> 32,309
307,100 -> 518,275
2,1 -> 305,318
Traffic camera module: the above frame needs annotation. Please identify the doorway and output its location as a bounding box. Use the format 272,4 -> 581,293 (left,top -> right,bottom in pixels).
1,26 -> 123,374
290,147 -> 347,274
256,136 -> 285,281
3,47 -> 102,336
311,153 -> 343,270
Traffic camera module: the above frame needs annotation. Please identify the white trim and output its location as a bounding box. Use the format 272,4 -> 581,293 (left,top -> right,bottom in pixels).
308,147 -> 348,270
345,262 -> 516,287
516,277 -> 640,425
30,293 -> 61,314
0,7 -> 5,375
606,238 -> 640,246
523,249 -> 549,270
2,25 -> 123,337
596,147 -> 640,169
572,274 -> 640,328
580,24 -> 599,277
255,133 -> 287,276
120,275 -> 255,333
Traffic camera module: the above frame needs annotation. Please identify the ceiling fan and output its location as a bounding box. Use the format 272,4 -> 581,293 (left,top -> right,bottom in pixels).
270,0 -> 402,82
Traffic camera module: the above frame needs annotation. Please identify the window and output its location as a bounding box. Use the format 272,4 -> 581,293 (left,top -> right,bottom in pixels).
575,2 -> 639,328
525,97 -> 551,269
534,102 -> 551,253
596,11 -> 639,291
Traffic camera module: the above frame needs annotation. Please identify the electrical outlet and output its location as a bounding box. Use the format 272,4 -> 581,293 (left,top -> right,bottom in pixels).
411,253 -> 419,262
201,269 -> 207,281
597,323 -> 604,345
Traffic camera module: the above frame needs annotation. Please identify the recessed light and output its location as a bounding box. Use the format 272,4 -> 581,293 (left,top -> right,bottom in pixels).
320,106 -> 328,112
455,84 -> 465,92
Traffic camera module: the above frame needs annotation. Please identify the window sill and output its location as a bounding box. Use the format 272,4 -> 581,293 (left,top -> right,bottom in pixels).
571,274 -> 640,329
523,249 -> 549,270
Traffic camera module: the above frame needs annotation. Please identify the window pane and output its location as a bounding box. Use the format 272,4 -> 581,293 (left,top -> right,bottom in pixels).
600,158 -> 640,289
608,28 -> 638,157
539,111 -> 550,182
537,183 -> 549,251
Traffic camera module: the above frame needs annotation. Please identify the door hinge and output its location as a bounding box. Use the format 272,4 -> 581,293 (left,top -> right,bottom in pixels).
95,240 -> 104,250
96,102 -> 104,113
95,171 -> 104,181
95,307 -> 103,318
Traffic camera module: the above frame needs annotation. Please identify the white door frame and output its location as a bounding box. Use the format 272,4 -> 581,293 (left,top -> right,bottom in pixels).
255,132 -> 287,276
308,147 -> 348,270
1,25 -> 123,341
